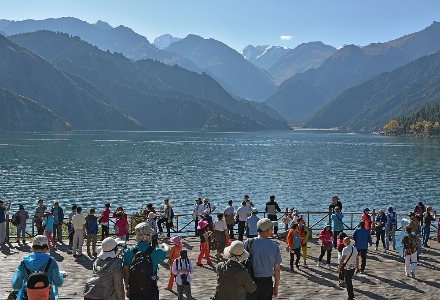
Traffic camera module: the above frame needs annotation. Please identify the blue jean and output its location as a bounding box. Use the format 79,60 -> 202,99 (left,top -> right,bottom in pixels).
17,226 -> 26,239
423,224 -> 431,245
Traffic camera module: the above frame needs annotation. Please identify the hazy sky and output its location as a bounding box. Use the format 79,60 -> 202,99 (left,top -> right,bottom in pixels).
1,0 -> 439,51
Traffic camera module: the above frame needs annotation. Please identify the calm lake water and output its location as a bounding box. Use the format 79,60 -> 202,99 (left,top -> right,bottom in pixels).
0,131 -> 439,218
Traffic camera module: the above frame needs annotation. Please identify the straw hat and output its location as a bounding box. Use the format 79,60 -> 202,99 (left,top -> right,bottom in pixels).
135,222 -> 153,241
148,212 -> 156,219
197,220 -> 208,230
97,237 -> 123,260
223,241 -> 249,262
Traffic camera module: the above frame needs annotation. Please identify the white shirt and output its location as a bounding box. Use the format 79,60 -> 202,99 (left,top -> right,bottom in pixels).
214,220 -> 227,231
224,205 -> 234,216
342,245 -> 358,269
172,258 -> 193,285
236,205 -> 251,221
72,214 -> 86,230
192,204 -> 204,219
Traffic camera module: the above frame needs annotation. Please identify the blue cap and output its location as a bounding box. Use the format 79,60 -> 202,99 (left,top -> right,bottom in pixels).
387,206 -> 393,212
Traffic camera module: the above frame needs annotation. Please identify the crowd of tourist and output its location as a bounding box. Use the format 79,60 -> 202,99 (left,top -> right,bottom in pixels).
0,196 -> 438,300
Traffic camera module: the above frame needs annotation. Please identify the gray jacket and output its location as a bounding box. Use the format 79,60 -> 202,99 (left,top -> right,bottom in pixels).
212,260 -> 257,300
83,257 -> 125,300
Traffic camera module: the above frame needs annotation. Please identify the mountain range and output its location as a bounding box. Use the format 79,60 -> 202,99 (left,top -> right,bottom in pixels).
6,31 -> 289,131
266,21 -> 440,124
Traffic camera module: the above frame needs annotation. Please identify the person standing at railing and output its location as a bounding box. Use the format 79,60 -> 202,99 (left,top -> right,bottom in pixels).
422,206 -> 436,248
360,208 -> 372,231
99,203 -> 111,241
14,204 -> 29,244
385,206 -> 397,250
375,209 -> 387,252
67,205 -> 77,251
158,198 -> 174,237
236,201 -> 251,241
34,199 -> 47,235
71,206 -> 86,257
51,201 -> 64,243
0,200 -> 10,245
192,198 -> 204,236
329,195 -> 343,214
43,210 -> 55,250
331,207 -> 344,249
224,200 -> 235,240
265,195 -> 281,236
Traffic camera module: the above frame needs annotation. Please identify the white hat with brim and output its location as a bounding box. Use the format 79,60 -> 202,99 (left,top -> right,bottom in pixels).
97,237 -> 123,260
223,240 -> 249,262
148,212 -> 157,219
257,218 -> 274,232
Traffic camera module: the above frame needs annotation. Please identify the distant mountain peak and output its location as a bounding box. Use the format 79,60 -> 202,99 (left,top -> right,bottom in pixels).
94,20 -> 112,30
337,44 -> 346,50
153,34 -> 182,49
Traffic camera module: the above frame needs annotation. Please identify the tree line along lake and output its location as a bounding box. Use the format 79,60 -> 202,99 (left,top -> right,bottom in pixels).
0,131 -> 439,218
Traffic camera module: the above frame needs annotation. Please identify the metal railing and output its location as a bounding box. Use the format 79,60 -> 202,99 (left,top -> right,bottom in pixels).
3,208 -> 437,241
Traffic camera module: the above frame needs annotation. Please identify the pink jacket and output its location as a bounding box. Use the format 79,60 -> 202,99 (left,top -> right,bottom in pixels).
318,230 -> 333,247
115,218 -> 128,237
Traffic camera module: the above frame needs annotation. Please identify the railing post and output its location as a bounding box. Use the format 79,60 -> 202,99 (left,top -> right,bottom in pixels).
329,207 -> 332,225
6,214 -> 9,242
32,219 -> 35,237
371,208 -> 376,235
176,215 -> 179,233
285,208 -> 288,232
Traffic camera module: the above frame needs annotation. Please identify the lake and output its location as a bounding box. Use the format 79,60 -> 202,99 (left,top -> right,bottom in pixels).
0,131 -> 439,217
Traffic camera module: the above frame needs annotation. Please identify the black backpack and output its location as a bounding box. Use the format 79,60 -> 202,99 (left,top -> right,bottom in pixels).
128,246 -> 156,294
12,213 -> 20,226
22,258 -> 52,300
242,238 -> 254,279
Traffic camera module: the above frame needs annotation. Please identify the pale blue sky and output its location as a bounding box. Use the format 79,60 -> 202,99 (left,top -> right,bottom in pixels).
1,0 -> 439,51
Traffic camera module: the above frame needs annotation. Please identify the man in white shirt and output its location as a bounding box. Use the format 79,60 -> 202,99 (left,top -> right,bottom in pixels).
336,237 -> 359,300
203,198 -> 216,214
224,200 -> 235,239
236,201 -> 251,241
192,198 -> 204,236
71,207 -> 86,256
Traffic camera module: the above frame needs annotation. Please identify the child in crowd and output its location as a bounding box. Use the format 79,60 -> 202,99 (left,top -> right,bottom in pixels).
85,208 -> 99,257
286,223 -> 301,272
337,232 -> 348,287
297,217 -> 309,267
114,212 -> 128,241
318,223 -> 333,267
43,210 -> 55,250
361,208 -> 372,231
196,220 -> 212,266
172,250 -> 194,300
165,236 -> 184,291
147,212 -> 158,247
402,226 -> 418,278
99,203 -> 110,241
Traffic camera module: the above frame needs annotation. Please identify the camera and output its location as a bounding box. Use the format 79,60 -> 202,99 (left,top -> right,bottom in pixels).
180,274 -> 190,285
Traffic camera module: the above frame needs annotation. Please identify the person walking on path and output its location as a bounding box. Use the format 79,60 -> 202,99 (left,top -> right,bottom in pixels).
123,222 -> 167,300
43,211 -> 55,250
14,204 -> 29,243
83,237 -> 125,300
172,250 -> 194,300
317,224 -> 333,267
297,217 -> 309,267
224,200 -> 235,240
246,210 -> 260,238
212,240 -> 257,300
114,212 -> 129,241
245,218 -> 282,300
329,195 -> 342,214
99,203 -> 111,241
0,200 -> 10,244
337,232 -> 348,288
85,208 -> 99,257
67,205 -> 77,251
236,201 -> 251,241
352,220 -> 372,273
402,226 -> 419,278
286,223 -> 301,272
34,199 -> 47,235
11,235 -> 66,300
423,206 -> 436,248
196,220 -> 212,266
408,212 -> 422,259
375,209 -> 387,252
165,236 -> 183,291
146,212 -> 159,247
331,206 -> 344,248
336,237 -> 359,300
72,206 -> 86,256
360,208 -> 372,231
265,195 -> 281,235
51,201 -> 64,243
192,198 -> 204,236
385,206 -> 397,250
213,213 -> 228,258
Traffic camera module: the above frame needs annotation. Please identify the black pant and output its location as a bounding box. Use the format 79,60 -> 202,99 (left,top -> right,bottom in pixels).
129,284 -> 159,300
238,221 -> 246,241
358,249 -> 367,271
101,225 -> 109,240
157,218 -> 172,237
194,217 -> 199,235
246,277 -> 273,300
344,268 -> 356,299
333,230 -> 342,248
268,215 -> 278,234
319,247 -> 332,264
290,248 -> 301,269
227,224 -> 234,239
376,230 -> 386,248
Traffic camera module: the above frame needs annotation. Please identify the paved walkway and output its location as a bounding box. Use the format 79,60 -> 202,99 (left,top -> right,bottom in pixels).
1,234 -> 440,299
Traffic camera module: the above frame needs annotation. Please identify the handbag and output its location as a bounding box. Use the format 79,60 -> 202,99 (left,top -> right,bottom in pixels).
322,243 -> 333,251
